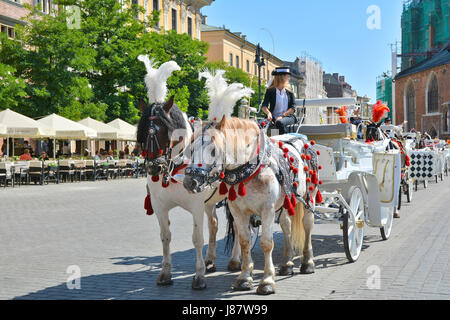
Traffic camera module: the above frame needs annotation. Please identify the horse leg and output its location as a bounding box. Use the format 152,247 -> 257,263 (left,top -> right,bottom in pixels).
232,209 -> 254,291
278,211 -> 294,276
227,220 -> 242,271
204,203 -> 218,273
191,210 -> 207,290
300,209 -> 315,274
155,209 -> 173,286
256,209 -> 276,295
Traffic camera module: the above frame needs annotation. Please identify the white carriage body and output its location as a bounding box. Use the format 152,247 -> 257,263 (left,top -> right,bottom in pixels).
296,123 -> 401,229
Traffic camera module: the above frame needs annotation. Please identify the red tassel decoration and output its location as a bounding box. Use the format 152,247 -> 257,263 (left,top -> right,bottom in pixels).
238,182 -> 246,197
162,180 -> 170,188
288,206 -> 296,216
291,193 -> 297,207
301,154 -> 306,160
304,143 -> 309,149
151,175 -> 159,182
311,172 -> 318,185
306,177 -> 311,183
311,140 -> 316,146
315,190 -> 323,204
229,185 -> 237,202
306,155 -> 311,161
293,182 -> 298,188
317,150 -> 321,155
406,155 -> 411,167
144,195 -> 154,215
283,195 -> 291,209
309,186 -> 314,191
293,168 -> 299,174
219,180 -> 228,195
278,141 -> 284,147
304,166 -> 309,172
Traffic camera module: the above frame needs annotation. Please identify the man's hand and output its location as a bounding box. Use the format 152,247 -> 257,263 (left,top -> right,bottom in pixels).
267,112 -> 273,122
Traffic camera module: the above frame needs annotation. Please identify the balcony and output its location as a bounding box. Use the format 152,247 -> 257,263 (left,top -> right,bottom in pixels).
184,0 -> 214,10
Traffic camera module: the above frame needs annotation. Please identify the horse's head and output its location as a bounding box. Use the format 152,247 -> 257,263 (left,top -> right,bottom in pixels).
183,116 -> 259,194
183,117 -> 226,193
137,95 -> 188,177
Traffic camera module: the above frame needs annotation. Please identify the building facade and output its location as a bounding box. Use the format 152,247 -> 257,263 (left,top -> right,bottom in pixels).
0,0 -> 51,39
394,44 -> 450,139
285,56 -> 327,124
401,0 -> 449,71
376,74 -> 393,120
131,0 -> 213,40
200,24 -> 284,83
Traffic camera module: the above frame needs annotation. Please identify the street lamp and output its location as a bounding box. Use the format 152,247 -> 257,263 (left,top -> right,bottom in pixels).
254,43 -> 265,108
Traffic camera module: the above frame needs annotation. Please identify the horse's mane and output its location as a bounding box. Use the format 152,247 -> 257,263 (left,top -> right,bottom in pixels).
216,118 -> 260,160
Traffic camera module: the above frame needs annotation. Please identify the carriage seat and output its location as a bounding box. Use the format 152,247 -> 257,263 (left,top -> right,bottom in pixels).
295,123 -> 357,141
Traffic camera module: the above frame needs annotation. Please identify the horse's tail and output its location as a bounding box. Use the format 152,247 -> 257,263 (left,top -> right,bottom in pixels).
290,202 -> 305,254
224,201 -> 235,255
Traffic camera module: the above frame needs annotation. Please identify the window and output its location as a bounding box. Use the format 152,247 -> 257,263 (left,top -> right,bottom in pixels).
229,53 -> 233,67
236,56 -> 239,69
1,25 -> 7,34
427,74 -> 439,113
132,0 -> 139,19
246,60 -> 250,73
34,0 -> 52,14
406,81 -> 416,131
171,9 -> 177,31
152,0 -> 160,28
7,27 -> 14,39
187,17 -> 193,37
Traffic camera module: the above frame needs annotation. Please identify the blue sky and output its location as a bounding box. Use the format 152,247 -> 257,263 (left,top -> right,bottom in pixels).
202,0 -> 404,103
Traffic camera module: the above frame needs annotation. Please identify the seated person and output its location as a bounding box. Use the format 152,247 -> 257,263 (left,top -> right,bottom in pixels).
261,67 -> 297,135
94,150 -> 101,161
39,151 -> 49,161
106,150 -> 114,161
349,107 -> 363,139
19,149 -> 33,161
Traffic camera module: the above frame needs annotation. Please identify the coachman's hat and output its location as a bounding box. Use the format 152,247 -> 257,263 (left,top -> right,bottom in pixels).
272,66 -> 291,76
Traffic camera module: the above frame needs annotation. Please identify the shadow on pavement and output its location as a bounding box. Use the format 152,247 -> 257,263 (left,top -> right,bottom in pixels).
14,229 -> 364,300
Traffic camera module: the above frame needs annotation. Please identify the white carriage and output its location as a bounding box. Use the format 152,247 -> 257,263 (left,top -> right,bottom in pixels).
295,123 -> 401,262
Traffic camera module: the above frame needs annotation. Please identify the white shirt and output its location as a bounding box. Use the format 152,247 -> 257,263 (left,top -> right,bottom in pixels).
272,88 -> 288,119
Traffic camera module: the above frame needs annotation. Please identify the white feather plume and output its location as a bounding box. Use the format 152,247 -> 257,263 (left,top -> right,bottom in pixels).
199,69 -> 254,121
138,54 -> 181,104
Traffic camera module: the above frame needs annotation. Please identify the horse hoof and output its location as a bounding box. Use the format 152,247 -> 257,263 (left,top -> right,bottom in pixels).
157,273 -> 173,286
192,276 -> 207,290
300,263 -> 315,274
232,279 -> 253,291
227,260 -> 241,272
278,265 -> 294,276
205,261 -> 216,273
256,283 -> 275,295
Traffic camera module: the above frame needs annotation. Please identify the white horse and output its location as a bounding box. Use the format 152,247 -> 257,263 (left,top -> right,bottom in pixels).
136,58 -> 251,290
137,97 -> 241,289
183,116 -> 321,295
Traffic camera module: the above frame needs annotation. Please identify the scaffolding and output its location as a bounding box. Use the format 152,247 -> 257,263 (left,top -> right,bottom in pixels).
376,74 -> 393,120
401,0 -> 450,70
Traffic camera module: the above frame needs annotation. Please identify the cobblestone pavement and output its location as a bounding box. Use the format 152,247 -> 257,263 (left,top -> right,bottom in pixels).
0,175 -> 449,300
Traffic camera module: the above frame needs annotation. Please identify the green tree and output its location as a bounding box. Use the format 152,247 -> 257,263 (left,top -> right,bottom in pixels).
0,61 -> 27,110
0,4 -> 104,120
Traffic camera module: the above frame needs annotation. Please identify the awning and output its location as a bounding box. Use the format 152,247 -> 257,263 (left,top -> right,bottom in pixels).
37,113 -> 97,140
0,109 -> 55,138
78,117 -> 119,140
107,118 -> 137,141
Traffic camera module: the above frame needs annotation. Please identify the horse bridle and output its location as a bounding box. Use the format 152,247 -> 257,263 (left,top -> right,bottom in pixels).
185,120 -> 222,186
143,103 -> 176,175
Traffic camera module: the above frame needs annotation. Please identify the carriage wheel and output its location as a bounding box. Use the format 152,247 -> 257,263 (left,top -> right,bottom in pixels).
406,180 -> 413,203
343,187 -> 365,262
380,206 -> 394,240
